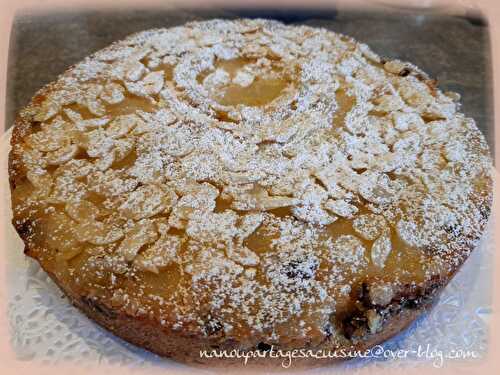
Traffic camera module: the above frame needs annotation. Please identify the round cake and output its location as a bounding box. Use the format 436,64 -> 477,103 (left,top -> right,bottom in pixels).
9,19 -> 492,366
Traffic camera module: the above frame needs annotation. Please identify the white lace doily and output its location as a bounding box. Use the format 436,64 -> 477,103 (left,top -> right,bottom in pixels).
1,129 -> 493,372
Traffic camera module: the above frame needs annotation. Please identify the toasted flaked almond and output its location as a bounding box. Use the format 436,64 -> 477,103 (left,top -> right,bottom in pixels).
26,170 -> 53,198
59,246 -> 85,260
134,234 -> 182,273
126,71 -> 164,97
186,210 -> 239,243
34,100 -> 60,121
366,309 -> 382,334
359,43 -> 381,63
94,152 -> 115,171
74,221 -> 124,245
48,174 -> 87,203
113,138 -> 135,162
125,60 -> 147,82
119,184 -> 177,220
78,83 -> 105,116
383,60 -> 406,75
259,195 -> 300,210
328,235 -> 367,271
221,170 -> 263,185
153,217 -> 170,235
78,117 -> 111,132
226,243 -> 259,266
353,213 -> 387,241
372,94 -> 405,113
371,230 -> 392,268
116,219 -> 158,261
231,186 -> 299,212
89,169 -> 138,197
26,118 -> 70,152
105,114 -> 140,138
324,199 -> 358,219
369,283 -> 394,306
101,82 -> 125,104
168,192 -> 216,229
237,213 -> 264,240
45,143 -> 78,165
84,129 -> 115,158
65,200 -> 100,222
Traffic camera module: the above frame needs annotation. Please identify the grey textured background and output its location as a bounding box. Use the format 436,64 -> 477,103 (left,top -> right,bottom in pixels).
5,7 -> 493,151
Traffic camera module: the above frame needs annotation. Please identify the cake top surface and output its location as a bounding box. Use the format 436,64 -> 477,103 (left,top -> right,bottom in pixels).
10,18 -> 492,345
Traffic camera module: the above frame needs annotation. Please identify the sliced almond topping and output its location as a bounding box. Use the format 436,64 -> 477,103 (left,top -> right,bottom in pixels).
392,111 -> 424,132
113,138 -> 135,162
34,100 -> 60,121
26,170 -> 53,198
153,217 -> 171,235
259,195 -> 300,211
292,182 -> 336,225
116,219 -> 158,261
161,127 -> 194,157
169,180 -> 219,199
119,184 -> 177,220
105,114 -> 140,138
185,249 -> 243,279
134,234 -> 182,273
168,186 -> 218,229
237,213 -> 264,240
126,71 -> 164,97
366,309 -> 382,334
233,70 -> 255,87
324,199 -> 358,219
65,200 -> 100,222
101,82 -> 125,104
27,131 -> 62,152
358,171 -> 395,205
371,229 -> 392,268
84,128 -> 115,158
260,116 -> 300,143
89,169 -> 138,197
186,210 -> 239,243
64,108 -> 110,131
49,174 -> 87,203
26,117 -> 70,152
56,159 -> 94,178
74,221 -> 124,245
45,142 -> 78,165
226,243 -> 260,266
59,246 -> 85,261
78,83 -> 106,116
230,186 -> 299,212
222,170 -> 263,185
328,235 -> 367,271
372,94 -> 405,113
396,219 -> 424,247
359,43 -> 381,63
353,213 -> 387,241
369,283 -> 394,306
125,60 -> 147,82
383,60 -> 407,75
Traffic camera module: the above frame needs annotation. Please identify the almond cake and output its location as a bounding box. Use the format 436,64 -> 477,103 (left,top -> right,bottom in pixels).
8,19 -> 492,365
